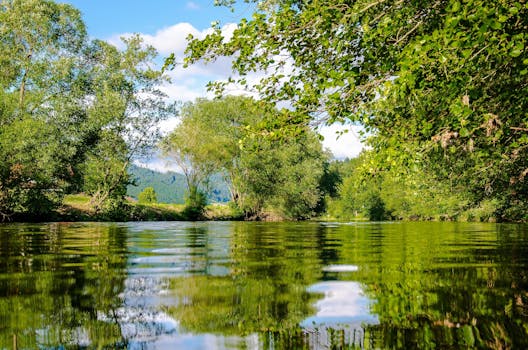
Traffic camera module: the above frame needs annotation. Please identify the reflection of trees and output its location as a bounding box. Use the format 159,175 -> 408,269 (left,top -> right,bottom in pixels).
166,222 -> 325,336
346,223 -> 528,349
5,222 -> 525,349
0,223 -> 128,349
182,222 -> 526,349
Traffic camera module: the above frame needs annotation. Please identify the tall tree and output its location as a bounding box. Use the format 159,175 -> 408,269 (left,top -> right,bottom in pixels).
0,0 -> 88,219
81,36 -> 172,215
0,0 -> 171,220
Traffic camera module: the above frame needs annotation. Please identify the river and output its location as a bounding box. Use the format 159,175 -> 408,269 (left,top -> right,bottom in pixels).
0,221 -> 527,349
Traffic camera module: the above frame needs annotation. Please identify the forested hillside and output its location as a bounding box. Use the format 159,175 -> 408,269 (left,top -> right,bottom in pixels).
127,165 -> 230,204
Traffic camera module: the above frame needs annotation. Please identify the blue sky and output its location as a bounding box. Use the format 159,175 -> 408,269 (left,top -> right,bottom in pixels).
63,0 -> 250,38
61,0 -> 363,165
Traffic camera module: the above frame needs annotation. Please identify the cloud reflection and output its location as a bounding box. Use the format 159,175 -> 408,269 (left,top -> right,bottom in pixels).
302,281 -> 378,327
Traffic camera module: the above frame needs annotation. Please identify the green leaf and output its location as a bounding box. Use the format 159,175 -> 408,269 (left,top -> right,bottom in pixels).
510,46 -> 524,57
490,20 -> 502,30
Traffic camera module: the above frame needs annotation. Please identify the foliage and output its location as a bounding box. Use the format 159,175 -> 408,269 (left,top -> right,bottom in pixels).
328,151 -> 472,221
138,187 -> 158,204
203,202 -> 245,220
0,0 -> 170,221
236,130 -> 327,219
182,185 -> 208,220
80,36 -> 172,215
0,0 -> 87,220
182,0 -> 528,221
314,160 -> 342,214
60,194 -> 242,221
161,96 -> 329,220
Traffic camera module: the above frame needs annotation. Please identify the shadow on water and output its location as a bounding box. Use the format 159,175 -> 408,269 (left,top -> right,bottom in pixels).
0,221 -> 527,349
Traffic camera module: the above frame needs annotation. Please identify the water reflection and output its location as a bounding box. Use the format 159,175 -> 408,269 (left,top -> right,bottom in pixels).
0,223 -> 128,348
0,221 -> 527,348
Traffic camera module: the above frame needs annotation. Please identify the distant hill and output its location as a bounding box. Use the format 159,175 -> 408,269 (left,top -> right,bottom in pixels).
127,165 -> 230,204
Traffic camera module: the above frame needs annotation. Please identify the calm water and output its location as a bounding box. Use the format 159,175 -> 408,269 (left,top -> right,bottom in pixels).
0,221 -> 527,349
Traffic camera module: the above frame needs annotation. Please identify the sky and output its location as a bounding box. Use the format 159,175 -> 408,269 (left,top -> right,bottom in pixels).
62,0 -> 364,168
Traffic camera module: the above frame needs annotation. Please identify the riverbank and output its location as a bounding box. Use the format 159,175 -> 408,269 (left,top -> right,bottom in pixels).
7,194 -> 517,223
55,194 -> 243,222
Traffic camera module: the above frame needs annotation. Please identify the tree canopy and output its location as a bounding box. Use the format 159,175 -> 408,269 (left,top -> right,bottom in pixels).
181,0 -> 528,221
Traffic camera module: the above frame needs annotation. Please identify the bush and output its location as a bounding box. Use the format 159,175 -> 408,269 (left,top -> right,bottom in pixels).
459,199 -> 500,222
183,186 -> 207,220
138,187 -> 157,204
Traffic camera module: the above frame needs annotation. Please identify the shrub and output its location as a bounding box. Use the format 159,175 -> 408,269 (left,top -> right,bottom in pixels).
138,187 -> 158,204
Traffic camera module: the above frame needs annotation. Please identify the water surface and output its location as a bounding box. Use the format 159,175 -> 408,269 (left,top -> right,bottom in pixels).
1,221 -> 527,349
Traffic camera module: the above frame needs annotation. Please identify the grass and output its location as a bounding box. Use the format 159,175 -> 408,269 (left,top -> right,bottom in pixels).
59,194 -> 243,221
204,203 -> 244,220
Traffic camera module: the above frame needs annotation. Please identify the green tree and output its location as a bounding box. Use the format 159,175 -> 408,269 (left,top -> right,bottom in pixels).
329,151 -> 470,221
159,100 -> 222,218
161,96 -> 328,220
161,96 -> 267,205
237,130 -> 327,219
0,0 -> 171,221
181,0 -> 528,221
81,36 -> 172,216
138,186 -> 158,204
336,167 -> 389,221
0,0 -> 88,220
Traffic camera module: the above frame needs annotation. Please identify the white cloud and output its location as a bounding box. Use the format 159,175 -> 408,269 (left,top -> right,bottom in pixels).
109,21 -> 364,170
160,79 -> 203,104
158,116 -> 180,135
141,22 -> 201,55
107,22 -> 236,57
144,22 -> 237,57
134,156 -> 181,173
318,124 -> 365,159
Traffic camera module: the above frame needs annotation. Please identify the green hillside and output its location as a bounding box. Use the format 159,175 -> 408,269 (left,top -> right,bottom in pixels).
127,165 -> 230,204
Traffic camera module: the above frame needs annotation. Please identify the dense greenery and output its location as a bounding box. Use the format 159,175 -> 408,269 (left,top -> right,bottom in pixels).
326,152 -> 476,221
3,0 -> 526,222
160,96 -> 332,220
0,0 -> 171,221
182,0 -> 528,221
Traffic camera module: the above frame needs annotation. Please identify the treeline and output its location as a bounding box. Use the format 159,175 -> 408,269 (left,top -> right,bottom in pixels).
326,152 -> 516,222
3,0 -> 527,222
0,0 -> 172,221
0,0 -> 335,222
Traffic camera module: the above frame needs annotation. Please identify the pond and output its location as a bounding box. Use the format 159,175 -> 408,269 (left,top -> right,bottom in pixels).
0,221 -> 527,349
